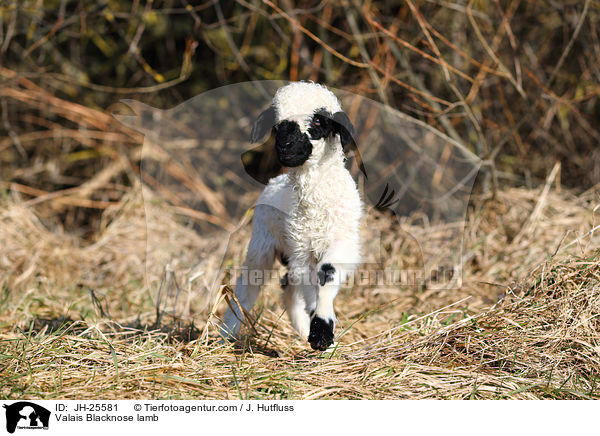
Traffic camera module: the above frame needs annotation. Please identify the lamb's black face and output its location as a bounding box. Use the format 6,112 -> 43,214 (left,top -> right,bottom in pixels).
274,120 -> 313,167
251,104 -> 355,170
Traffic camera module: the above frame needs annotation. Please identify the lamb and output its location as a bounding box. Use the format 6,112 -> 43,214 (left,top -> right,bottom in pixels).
221,82 -> 362,351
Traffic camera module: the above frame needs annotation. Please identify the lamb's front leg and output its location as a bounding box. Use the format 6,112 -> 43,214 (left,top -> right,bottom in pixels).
307,263 -> 337,351
308,242 -> 360,351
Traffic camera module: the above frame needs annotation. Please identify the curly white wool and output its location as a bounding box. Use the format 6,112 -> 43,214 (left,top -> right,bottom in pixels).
272,82 -> 342,122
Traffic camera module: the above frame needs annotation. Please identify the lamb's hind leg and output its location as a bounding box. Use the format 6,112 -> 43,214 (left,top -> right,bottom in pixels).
221,209 -> 276,339
281,265 -> 316,341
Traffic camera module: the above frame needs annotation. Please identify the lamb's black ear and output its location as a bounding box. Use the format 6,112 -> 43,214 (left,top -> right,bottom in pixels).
332,111 -> 355,148
251,105 -> 276,143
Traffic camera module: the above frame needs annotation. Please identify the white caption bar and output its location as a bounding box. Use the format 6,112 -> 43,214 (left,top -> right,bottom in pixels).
0,400 -> 594,435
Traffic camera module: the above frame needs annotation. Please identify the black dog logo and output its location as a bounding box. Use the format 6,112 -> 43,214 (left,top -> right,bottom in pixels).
3,402 -> 50,433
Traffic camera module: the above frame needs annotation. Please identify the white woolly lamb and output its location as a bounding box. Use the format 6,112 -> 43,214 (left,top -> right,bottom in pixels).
222,82 -> 362,350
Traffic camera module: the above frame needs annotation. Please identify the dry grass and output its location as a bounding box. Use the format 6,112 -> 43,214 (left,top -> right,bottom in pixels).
2,0 -> 599,401
1,175 -> 600,400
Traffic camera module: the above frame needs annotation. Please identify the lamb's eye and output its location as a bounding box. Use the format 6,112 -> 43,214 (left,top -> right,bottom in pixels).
313,117 -> 321,126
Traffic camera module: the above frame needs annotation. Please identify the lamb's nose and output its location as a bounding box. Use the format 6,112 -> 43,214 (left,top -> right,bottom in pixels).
279,141 -> 292,151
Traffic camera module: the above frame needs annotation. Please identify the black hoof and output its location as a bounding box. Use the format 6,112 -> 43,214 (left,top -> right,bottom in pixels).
308,316 -> 334,351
